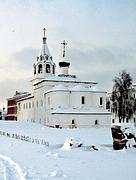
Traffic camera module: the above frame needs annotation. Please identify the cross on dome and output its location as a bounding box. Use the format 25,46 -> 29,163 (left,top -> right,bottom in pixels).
43,28 -> 46,37
61,40 -> 67,58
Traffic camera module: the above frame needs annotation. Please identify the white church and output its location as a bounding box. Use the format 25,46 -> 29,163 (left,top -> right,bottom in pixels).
17,29 -> 111,128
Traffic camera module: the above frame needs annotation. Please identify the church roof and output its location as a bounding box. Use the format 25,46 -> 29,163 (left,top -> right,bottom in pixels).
38,40 -> 51,57
45,84 -> 106,94
37,28 -> 52,61
33,76 -> 97,86
89,86 -> 107,93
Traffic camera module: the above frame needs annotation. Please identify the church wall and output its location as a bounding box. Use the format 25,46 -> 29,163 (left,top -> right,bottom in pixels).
49,113 -> 111,128
44,90 -> 107,110
70,92 -> 90,108
17,98 -> 34,122
91,93 -> 106,108
45,91 -> 69,109
33,87 -> 46,124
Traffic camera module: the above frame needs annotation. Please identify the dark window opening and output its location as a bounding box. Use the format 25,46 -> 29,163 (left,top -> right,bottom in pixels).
100,97 -> 103,105
112,119 -> 115,123
72,120 -> 75,124
46,64 -> 50,73
95,120 -> 98,125
34,64 -> 36,74
134,118 -> 135,123
38,64 -> 42,73
53,65 -> 55,74
81,96 -> 85,104
40,55 -> 42,61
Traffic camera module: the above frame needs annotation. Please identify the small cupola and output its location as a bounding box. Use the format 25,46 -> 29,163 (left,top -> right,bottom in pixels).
58,40 -> 70,76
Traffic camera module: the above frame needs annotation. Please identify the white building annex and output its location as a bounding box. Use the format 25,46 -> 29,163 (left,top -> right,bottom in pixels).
17,29 -> 111,128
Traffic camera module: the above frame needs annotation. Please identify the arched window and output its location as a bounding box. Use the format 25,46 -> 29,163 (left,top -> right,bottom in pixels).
53,65 -> 55,74
38,64 -> 42,73
46,64 -> 50,73
95,120 -> 98,125
72,120 -> 75,124
81,96 -> 85,104
100,97 -> 103,105
40,55 -> 42,61
33,64 -> 36,74
46,56 -> 48,60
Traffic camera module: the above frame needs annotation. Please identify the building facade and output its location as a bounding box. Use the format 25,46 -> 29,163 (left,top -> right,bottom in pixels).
7,91 -> 30,120
17,29 -> 111,128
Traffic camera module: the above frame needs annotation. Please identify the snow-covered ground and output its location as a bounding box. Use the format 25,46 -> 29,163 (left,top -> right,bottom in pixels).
0,120 -> 135,180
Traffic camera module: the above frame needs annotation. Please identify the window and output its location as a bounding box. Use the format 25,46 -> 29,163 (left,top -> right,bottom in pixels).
46,64 -> 50,73
29,102 -> 31,109
33,64 -> 36,74
53,65 -> 55,74
81,96 -> 85,104
72,120 -> 75,124
95,120 -> 98,125
38,64 -> 42,73
112,119 -> 115,123
134,118 -> 135,123
26,103 -> 28,109
23,103 -> 25,109
40,55 -> 42,61
134,94 -> 135,99
100,97 -> 103,105
18,103 -> 21,111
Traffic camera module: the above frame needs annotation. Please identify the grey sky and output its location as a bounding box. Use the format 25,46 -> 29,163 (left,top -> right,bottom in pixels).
0,0 -> 136,108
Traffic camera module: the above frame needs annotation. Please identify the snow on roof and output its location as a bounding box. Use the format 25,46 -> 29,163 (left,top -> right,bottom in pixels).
17,94 -> 34,102
34,75 -> 98,86
39,41 -> 51,57
89,86 -> 107,93
70,85 -> 88,91
45,84 -> 107,94
46,84 -> 68,93
45,84 -> 90,94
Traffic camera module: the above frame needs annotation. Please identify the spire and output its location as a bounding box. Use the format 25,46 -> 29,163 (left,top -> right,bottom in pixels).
37,28 -> 51,58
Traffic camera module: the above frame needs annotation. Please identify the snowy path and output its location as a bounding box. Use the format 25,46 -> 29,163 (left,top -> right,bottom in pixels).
0,154 -> 25,180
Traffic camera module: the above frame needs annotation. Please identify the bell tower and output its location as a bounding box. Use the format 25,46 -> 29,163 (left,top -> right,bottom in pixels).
33,28 -> 56,82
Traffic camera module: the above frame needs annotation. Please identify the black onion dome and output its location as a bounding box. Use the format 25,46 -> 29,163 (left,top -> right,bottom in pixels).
59,62 -> 70,67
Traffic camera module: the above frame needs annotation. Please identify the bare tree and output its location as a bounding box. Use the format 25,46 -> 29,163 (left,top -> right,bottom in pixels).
111,70 -> 134,122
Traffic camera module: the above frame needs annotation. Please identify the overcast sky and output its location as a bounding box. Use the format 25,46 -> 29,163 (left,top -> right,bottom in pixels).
0,0 -> 136,108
